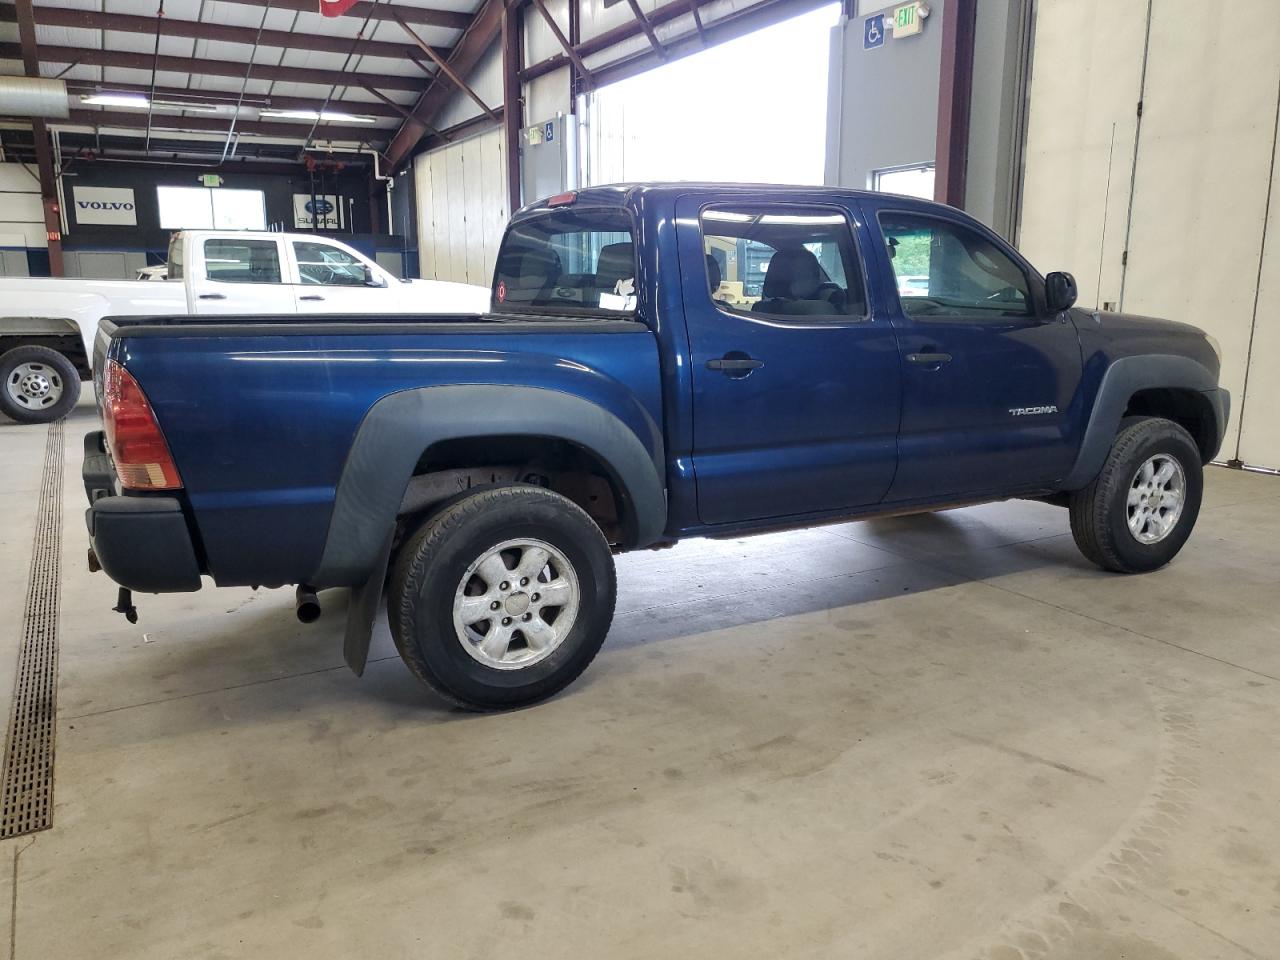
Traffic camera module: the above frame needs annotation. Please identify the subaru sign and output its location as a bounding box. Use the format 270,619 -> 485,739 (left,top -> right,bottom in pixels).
293,193 -> 343,230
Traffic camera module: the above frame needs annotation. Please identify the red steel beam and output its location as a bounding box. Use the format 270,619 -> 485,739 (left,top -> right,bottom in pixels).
502,0 -> 523,213
213,0 -> 473,31
530,0 -> 595,88
383,0 -> 505,170
624,0 -> 668,60
934,0 -> 977,207
0,5 -> 450,61
392,10 -> 499,121
0,42 -> 431,93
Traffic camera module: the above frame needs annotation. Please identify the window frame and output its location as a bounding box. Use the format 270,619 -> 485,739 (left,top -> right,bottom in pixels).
201,237 -> 284,286
874,207 -> 1046,323
490,204 -> 640,320
696,200 -> 872,325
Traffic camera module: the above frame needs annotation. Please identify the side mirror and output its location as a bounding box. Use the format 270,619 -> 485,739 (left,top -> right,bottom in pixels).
1045,271 -> 1078,312
363,265 -> 386,288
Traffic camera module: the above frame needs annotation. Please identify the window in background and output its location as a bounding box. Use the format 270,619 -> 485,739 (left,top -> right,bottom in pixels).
700,207 -> 866,319
584,4 -> 840,186
157,186 -> 266,230
158,186 -> 213,229
203,239 -> 281,284
873,165 -> 936,200
211,189 -> 267,230
879,212 -> 1031,318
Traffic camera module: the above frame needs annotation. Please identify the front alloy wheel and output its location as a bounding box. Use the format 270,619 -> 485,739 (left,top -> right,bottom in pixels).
1126,453 -> 1186,544
1069,416 -> 1203,573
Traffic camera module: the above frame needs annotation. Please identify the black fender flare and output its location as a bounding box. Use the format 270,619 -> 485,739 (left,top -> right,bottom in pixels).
1061,354 -> 1229,490
310,384 -> 667,588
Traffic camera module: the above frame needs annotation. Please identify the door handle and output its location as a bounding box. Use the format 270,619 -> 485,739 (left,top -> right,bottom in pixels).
707,356 -> 764,373
299,295 -> 325,301
906,352 -> 952,365
198,293 -> 226,300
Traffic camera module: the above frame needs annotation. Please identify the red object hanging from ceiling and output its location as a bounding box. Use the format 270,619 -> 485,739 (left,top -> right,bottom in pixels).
318,0 -> 361,16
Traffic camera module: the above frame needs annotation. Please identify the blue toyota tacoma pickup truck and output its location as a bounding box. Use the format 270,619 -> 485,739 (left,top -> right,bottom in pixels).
83,184 -> 1229,709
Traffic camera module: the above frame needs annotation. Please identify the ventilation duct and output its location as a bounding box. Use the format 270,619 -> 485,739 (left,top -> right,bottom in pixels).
0,76 -> 69,119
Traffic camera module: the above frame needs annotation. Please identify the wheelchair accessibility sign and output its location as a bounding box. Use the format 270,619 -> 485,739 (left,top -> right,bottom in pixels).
864,13 -> 885,49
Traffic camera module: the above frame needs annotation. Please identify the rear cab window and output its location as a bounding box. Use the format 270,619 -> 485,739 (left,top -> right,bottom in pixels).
203,238 -> 282,284
699,206 -> 867,320
492,207 -> 636,317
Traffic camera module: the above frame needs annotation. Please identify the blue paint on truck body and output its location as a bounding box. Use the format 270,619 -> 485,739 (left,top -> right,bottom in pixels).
96,184 -> 1229,592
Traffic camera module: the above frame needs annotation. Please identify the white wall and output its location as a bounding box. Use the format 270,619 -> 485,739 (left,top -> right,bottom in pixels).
1019,0 -> 1280,470
413,127 -> 508,287
0,162 -> 46,277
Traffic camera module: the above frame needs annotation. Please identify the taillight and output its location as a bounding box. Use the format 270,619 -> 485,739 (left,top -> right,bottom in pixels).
102,359 -> 182,491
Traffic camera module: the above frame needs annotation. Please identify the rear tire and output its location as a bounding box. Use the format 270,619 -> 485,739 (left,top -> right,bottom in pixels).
389,485 -> 616,710
1068,416 -> 1203,573
0,345 -> 81,424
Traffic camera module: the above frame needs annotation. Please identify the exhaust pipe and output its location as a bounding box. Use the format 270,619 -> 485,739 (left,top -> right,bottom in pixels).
295,584 -> 321,623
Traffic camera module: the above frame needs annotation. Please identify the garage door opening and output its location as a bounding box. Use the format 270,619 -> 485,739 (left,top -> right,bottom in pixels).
583,3 -> 842,187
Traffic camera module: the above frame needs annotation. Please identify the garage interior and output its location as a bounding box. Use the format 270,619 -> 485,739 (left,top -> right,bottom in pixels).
2,1 -> 1280,958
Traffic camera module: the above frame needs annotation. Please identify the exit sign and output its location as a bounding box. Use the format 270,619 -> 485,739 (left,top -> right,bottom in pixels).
892,2 -> 925,37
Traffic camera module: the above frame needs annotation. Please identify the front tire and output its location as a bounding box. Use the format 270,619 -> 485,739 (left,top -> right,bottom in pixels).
389,485 -> 617,710
1069,417 -> 1203,573
0,346 -> 81,424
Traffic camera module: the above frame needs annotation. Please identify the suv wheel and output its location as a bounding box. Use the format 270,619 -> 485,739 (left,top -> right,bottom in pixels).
389,485 -> 616,710
0,346 -> 81,424
1069,416 -> 1203,573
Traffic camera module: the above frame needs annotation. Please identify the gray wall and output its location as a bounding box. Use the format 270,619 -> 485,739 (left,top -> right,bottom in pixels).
825,0 -> 946,193
825,0 -> 1031,239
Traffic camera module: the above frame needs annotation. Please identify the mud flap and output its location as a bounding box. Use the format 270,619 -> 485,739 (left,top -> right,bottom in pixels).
342,528 -> 395,677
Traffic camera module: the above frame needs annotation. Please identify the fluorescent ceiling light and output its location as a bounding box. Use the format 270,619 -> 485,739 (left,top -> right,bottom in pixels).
258,109 -> 376,123
81,93 -> 149,108
152,100 -> 219,113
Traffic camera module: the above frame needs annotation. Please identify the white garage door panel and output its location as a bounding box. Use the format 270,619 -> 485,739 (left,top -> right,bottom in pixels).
480,132 -> 507,284
1120,1 -> 1280,459
414,152 -> 437,280
1238,131 -> 1280,468
1017,0 -> 1149,309
461,135 -> 487,286
413,129 -> 507,287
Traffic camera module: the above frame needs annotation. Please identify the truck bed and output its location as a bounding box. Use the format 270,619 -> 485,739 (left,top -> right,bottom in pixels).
99,312 -> 664,587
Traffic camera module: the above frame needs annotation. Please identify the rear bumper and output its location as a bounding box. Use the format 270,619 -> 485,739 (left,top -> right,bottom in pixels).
83,430 -> 202,593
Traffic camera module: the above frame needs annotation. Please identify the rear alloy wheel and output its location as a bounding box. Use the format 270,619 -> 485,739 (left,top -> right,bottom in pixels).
0,346 -> 81,424
1069,416 -> 1203,573
390,485 -> 616,710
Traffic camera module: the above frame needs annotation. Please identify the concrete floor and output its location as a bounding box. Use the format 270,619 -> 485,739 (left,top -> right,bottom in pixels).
2,397 -> 1279,959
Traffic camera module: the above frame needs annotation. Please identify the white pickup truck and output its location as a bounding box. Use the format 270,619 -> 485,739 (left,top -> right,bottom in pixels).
0,230 -> 490,424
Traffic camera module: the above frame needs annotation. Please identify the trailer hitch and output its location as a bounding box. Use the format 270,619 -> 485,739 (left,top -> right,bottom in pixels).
112,587 -> 138,624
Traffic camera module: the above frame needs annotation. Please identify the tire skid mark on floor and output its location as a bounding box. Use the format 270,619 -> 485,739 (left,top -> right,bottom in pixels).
956,682 -> 1212,960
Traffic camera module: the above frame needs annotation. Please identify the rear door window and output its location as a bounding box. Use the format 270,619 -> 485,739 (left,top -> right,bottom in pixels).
699,206 -> 867,320
203,238 -> 282,284
493,207 -> 635,316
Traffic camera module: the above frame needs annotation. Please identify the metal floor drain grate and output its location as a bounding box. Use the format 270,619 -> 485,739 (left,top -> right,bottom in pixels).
0,419 -> 64,839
